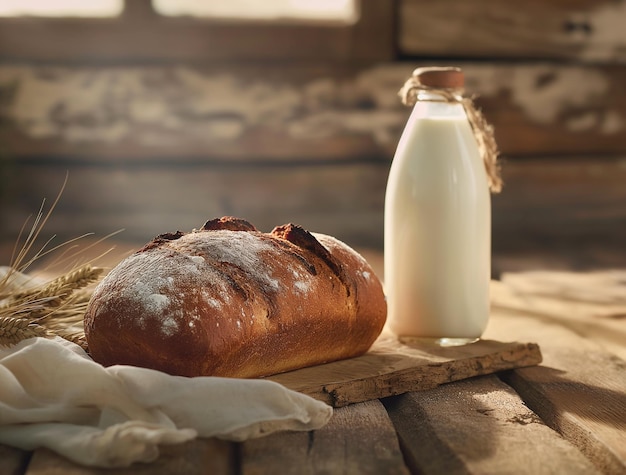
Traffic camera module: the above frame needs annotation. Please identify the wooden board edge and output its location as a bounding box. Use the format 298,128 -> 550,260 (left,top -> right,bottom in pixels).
298,341 -> 543,407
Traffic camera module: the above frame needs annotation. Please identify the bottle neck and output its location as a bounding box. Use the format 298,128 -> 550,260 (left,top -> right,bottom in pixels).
412,96 -> 467,120
415,90 -> 463,103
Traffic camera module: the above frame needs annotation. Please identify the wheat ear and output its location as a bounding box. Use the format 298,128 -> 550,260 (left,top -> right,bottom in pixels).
0,316 -> 49,346
12,265 -> 102,308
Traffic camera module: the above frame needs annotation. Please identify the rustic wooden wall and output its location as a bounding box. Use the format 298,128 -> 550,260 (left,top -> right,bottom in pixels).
0,0 -> 624,268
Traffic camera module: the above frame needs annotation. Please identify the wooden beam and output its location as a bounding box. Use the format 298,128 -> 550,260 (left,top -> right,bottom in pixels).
0,156 -> 624,254
0,160 -> 388,247
492,156 -> 626,251
1,63 -> 625,159
399,0 -> 626,63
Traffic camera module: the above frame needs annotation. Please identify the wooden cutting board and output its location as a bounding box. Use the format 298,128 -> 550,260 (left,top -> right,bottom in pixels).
268,333 -> 542,407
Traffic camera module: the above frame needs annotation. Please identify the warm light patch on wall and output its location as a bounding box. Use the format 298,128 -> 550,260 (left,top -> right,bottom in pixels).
152,0 -> 358,23
0,0 -> 123,17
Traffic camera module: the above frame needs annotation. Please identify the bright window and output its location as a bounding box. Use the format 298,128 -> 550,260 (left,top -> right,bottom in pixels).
152,0 -> 358,23
0,0 -> 357,22
0,0 -> 123,17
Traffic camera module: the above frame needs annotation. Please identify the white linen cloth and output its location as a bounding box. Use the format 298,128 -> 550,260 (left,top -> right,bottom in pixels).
0,337 -> 332,468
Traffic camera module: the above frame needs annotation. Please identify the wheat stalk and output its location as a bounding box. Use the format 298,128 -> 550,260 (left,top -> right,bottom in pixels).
55,330 -> 88,351
0,316 -> 49,346
0,265 -> 103,348
0,177 -> 110,350
13,265 -> 103,315
12,265 -> 101,303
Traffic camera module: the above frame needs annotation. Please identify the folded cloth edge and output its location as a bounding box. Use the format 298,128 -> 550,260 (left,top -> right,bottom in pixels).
0,337 -> 333,468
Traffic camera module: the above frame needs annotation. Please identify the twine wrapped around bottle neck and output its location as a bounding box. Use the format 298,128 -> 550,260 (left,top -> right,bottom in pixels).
399,74 -> 503,193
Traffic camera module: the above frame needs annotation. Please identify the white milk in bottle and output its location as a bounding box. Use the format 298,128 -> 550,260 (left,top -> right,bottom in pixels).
384,67 -> 492,346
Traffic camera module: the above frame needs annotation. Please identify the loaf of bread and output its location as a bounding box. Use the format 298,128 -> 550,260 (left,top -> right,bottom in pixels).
84,217 -> 386,378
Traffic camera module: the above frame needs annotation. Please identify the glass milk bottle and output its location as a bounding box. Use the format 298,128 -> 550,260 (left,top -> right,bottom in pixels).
384,67 -> 492,346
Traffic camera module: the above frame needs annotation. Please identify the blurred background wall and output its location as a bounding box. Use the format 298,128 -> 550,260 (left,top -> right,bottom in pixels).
0,0 -> 624,273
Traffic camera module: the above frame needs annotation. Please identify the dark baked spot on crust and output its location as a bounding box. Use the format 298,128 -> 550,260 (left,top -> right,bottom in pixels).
213,261 -> 278,320
272,224 -> 342,279
202,216 -> 258,232
212,262 -> 249,300
271,238 -> 317,276
138,231 -> 186,252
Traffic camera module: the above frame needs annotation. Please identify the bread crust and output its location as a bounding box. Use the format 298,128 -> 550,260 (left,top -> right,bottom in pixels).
84,217 -> 386,378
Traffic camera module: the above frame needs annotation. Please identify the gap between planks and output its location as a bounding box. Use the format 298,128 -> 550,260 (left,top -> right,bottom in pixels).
486,276 -> 626,475
384,375 -> 602,475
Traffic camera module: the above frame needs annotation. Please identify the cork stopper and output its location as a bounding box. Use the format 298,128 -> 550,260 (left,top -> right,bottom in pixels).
413,67 -> 464,89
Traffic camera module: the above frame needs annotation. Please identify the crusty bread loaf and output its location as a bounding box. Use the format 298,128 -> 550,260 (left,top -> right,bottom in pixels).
84,217 -> 386,378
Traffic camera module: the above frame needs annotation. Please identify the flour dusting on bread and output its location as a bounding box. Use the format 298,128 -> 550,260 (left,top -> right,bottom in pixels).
84,217 -> 386,378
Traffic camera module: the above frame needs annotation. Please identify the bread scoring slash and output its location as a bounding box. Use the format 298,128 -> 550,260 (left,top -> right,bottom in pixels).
84,217 -> 387,378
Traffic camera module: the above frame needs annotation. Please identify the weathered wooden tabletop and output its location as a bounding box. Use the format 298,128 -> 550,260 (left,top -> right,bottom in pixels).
1,269 -> 625,475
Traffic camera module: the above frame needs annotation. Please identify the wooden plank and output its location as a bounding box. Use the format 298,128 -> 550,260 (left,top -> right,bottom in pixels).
1,63 -> 625,159
499,270 -> 626,306
0,161 -> 388,248
267,335 -> 541,407
485,301 -> 626,474
492,247 -> 626,277
1,156 -> 625,260
0,444 -> 31,475
399,0 -> 626,62
503,361 -> 626,475
383,375 -> 602,474
0,0 -> 394,62
491,156 -> 626,252
24,438 -> 234,475
240,399 -> 409,475
491,272 -> 626,359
